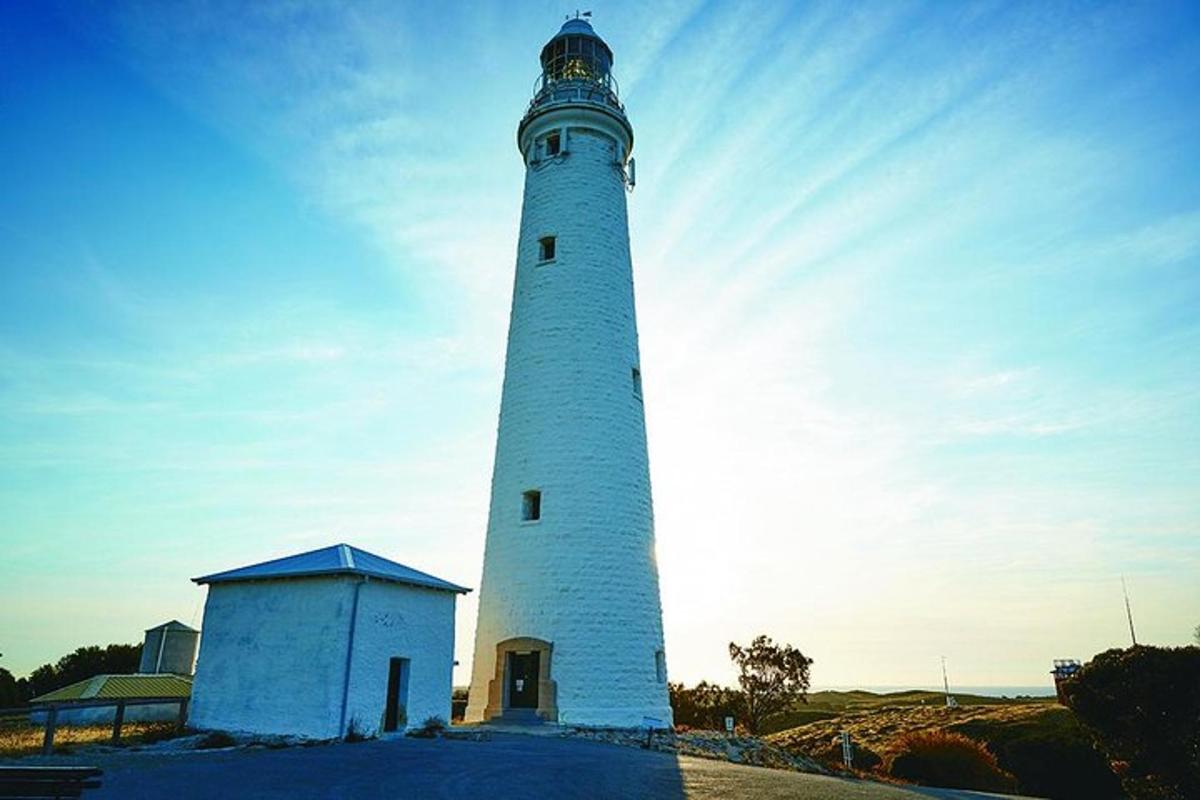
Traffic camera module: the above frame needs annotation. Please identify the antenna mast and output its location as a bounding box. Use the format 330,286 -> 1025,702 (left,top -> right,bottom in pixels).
1122,576 -> 1138,646
941,656 -> 957,708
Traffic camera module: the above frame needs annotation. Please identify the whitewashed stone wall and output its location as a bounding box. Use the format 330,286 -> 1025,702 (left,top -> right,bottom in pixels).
342,580 -> 457,733
190,577 -> 457,739
465,112 -> 672,727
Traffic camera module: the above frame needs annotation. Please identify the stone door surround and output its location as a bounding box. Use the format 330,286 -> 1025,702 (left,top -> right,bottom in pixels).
484,636 -> 558,722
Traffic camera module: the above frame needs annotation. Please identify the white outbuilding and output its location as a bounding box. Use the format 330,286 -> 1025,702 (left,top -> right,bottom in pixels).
188,543 -> 469,740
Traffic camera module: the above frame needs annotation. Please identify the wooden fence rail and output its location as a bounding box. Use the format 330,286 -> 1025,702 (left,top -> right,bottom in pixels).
0,697 -> 189,755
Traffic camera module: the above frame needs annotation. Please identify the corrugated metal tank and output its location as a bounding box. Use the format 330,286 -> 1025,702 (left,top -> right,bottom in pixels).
139,620 -> 200,675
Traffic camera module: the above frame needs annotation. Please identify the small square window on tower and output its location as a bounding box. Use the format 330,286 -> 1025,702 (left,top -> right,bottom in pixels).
631,367 -> 643,399
538,236 -> 556,262
546,131 -> 561,156
521,489 -> 541,522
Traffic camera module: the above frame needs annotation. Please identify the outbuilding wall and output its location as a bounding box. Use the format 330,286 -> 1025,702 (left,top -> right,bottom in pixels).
342,581 -> 457,735
189,575 -> 459,740
188,578 -> 352,739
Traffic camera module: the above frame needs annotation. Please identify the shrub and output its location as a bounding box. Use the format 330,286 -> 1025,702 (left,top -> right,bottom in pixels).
669,681 -> 743,731
137,722 -> 183,745
408,716 -> 446,739
451,688 -> 469,721
887,730 -> 1018,793
344,717 -> 370,743
1063,645 -> 1200,799
952,708 -> 1123,799
818,737 -> 882,772
195,731 -> 236,749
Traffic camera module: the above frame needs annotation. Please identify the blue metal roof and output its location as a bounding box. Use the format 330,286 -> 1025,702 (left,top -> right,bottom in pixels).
558,18 -> 596,36
193,544 -> 470,594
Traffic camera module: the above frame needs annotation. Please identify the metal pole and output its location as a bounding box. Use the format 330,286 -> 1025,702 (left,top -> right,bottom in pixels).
111,700 -> 126,744
1122,576 -> 1138,646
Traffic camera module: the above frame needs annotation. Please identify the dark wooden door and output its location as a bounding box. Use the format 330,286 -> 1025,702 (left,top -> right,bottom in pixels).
507,651 -> 539,709
384,657 -> 409,732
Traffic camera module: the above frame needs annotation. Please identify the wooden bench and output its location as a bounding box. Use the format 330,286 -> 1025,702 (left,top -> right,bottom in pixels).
0,766 -> 102,799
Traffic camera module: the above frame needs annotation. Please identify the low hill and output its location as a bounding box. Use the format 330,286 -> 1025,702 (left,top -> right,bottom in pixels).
766,696 -> 1122,799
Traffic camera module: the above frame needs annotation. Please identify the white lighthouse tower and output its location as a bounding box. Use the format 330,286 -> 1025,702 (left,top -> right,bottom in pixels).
465,17 -> 672,728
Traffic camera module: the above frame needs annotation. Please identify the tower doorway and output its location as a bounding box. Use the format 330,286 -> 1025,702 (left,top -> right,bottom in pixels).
482,637 -> 557,722
384,657 -> 410,732
507,651 -> 540,709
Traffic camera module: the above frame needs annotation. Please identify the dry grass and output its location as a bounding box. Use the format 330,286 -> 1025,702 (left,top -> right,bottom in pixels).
0,719 -> 180,757
766,701 -> 1062,758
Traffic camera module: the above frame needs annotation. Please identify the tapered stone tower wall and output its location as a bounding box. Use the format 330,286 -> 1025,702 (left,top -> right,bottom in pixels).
465,19 -> 671,728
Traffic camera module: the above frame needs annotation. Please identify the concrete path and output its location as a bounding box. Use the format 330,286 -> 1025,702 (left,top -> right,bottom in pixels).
11,732 -> 1034,799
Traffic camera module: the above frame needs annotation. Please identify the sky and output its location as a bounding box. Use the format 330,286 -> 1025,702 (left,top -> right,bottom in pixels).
1,0 -> 1198,691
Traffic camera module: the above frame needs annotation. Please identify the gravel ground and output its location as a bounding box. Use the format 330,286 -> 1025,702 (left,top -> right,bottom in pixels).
2,730 -> 1038,799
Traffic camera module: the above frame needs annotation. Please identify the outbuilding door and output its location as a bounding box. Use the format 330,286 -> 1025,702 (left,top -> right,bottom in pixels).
384,657 -> 410,732
507,651 -> 539,709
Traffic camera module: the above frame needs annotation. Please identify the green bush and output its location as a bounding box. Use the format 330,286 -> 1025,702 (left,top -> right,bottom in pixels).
952,708 -> 1122,799
1063,645 -> 1200,800
887,730 -> 1018,793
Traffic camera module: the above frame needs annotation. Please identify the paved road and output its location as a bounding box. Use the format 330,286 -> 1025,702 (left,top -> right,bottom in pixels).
15,733 -> 1030,799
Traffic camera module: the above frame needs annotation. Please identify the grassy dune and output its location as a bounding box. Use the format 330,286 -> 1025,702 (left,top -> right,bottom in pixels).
765,693 -> 1123,799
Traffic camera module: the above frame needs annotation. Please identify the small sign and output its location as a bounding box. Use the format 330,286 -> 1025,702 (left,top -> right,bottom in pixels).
724,716 -> 734,733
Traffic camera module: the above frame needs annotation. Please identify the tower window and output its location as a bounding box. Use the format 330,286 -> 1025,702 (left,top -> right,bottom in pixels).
521,490 -> 541,522
538,236 -> 556,262
546,131 -> 561,156
655,650 -> 666,683
632,367 -> 642,399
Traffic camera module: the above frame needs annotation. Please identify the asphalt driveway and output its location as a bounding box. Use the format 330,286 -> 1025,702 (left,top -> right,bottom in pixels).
12,732 -> 1033,799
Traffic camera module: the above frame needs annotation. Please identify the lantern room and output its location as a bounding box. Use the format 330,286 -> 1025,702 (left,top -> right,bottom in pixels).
539,18 -> 614,87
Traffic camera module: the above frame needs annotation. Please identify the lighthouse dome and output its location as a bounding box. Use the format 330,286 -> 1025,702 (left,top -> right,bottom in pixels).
539,17 -> 614,84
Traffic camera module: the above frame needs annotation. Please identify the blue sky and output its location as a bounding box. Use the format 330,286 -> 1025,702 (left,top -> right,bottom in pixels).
2,1 -> 1198,690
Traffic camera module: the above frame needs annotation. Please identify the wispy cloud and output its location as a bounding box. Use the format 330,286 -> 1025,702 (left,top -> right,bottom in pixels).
2,0 -> 1197,684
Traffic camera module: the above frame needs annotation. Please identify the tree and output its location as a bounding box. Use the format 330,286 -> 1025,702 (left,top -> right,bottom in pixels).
1193,623 -> 1199,646
24,643 -> 143,700
1062,645 -> 1200,799
0,667 -> 26,708
668,681 -> 743,730
728,635 -> 812,734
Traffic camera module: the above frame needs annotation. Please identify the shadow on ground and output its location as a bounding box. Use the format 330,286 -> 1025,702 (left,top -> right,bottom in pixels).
9,731 -> 1036,799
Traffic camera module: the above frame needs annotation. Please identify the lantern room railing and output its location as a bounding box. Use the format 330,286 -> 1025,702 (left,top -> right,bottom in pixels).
526,72 -> 624,119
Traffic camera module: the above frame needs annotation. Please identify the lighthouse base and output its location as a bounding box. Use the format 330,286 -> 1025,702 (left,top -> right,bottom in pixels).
478,637 -> 558,723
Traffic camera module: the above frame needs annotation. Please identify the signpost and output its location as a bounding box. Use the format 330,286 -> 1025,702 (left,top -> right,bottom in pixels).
841,730 -> 853,769
724,716 -> 734,736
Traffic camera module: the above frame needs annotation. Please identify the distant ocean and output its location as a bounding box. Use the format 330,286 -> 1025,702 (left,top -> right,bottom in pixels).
815,685 -> 1057,698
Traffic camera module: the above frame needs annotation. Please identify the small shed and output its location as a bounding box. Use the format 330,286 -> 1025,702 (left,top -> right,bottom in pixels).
30,674 -> 192,725
139,620 -> 200,675
187,543 -> 469,740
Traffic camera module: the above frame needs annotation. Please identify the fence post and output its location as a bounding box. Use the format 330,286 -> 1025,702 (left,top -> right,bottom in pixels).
111,700 -> 126,744
176,698 -> 190,731
42,706 -> 58,755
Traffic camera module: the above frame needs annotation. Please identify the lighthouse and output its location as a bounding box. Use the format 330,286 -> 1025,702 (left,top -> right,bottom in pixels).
464,17 -> 672,728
